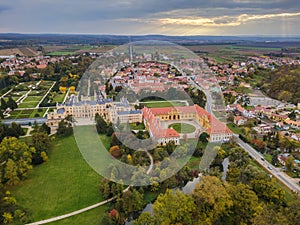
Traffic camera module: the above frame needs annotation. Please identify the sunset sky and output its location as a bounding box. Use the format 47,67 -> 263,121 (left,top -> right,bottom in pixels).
0,0 -> 299,36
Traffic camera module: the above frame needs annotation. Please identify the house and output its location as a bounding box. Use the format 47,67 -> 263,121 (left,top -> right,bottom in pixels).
234,116 -> 247,126
285,119 -> 300,129
277,154 -> 289,166
253,124 -> 272,134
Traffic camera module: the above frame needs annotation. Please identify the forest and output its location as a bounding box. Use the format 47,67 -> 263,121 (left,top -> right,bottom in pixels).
260,64 -> 300,104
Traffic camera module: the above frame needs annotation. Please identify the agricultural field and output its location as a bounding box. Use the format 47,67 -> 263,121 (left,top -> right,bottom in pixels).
44,44 -> 115,56
0,47 -> 40,56
187,44 -> 283,63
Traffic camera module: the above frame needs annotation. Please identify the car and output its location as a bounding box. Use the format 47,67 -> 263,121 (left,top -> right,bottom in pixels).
268,166 -> 273,170
261,157 -> 265,161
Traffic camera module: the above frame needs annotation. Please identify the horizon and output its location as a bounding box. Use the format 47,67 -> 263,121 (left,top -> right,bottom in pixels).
1,33 -> 300,38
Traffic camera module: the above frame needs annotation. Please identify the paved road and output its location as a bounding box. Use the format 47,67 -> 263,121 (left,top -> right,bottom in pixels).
190,77 -> 300,194
236,137 -> 300,194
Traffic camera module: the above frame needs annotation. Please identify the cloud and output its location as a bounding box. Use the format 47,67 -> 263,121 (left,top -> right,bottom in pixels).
0,0 -> 299,35
155,12 -> 300,28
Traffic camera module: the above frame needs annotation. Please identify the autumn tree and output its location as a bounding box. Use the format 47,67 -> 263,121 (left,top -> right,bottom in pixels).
226,183 -> 261,225
31,132 -> 52,164
286,155 -> 295,172
152,189 -> 196,225
192,176 -> 233,224
109,145 -> 122,158
0,137 -> 35,185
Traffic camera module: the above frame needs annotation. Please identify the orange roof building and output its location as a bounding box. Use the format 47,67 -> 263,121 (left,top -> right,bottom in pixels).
142,104 -> 232,146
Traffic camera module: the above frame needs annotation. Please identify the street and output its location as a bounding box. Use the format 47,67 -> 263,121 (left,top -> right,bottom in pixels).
190,77 -> 300,194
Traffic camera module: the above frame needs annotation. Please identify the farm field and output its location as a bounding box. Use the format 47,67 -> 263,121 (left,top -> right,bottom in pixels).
187,44 -> 283,63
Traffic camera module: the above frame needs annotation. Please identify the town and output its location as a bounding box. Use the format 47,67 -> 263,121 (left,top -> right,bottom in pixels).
0,39 -> 300,225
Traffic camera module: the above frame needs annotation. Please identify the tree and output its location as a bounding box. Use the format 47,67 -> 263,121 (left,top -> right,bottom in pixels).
192,176 -> 233,224
4,159 -> 19,186
8,122 -> 25,137
40,123 -> 51,134
110,133 -> 121,147
286,155 -> 295,172
132,212 -> 155,225
253,204 -> 288,225
57,118 -> 73,136
6,97 -> 17,110
95,113 -> 108,134
109,145 -> 122,158
199,132 -> 209,143
120,189 -> 144,214
152,189 -> 196,225
228,147 -> 250,168
226,183 -> 261,225
0,137 -> 35,185
0,98 -> 7,110
106,123 -> 114,136
31,132 -> 51,164
251,178 -> 285,204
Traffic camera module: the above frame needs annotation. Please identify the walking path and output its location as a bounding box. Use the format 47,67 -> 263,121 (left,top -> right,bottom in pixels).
26,186 -> 131,225
62,87 -> 70,104
0,88 -> 13,99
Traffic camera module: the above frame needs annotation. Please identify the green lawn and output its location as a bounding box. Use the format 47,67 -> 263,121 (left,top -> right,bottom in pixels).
24,95 -> 44,102
52,92 -> 67,103
99,134 -> 111,150
47,51 -> 76,56
227,123 -> 244,135
143,101 -> 186,108
187,156 -> 201,170
168,123 -> 196,134
11,135 -> 105,223
18,101 -> 39,108
7,108 -> 47,119
50,207 -> 105,225
130,122 -> 145,130
264,153 -> 272,164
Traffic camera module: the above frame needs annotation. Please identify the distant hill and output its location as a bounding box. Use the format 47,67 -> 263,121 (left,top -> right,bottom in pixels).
261,64 -> 300,104
0,33 -> 300,47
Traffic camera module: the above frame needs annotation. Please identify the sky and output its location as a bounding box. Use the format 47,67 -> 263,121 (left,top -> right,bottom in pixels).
0,0 -> 299,36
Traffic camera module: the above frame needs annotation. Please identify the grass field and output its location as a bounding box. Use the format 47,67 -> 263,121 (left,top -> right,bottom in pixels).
11,135 -> 105,224
24,95 -> 44,102
52,92 -> 67,103
7,108 -> 48,119
168,123 -> 196,133
130,123 -> 145,130
18,101 -> 39,108
227,123 -> 244,135
143,101 -> 186,108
